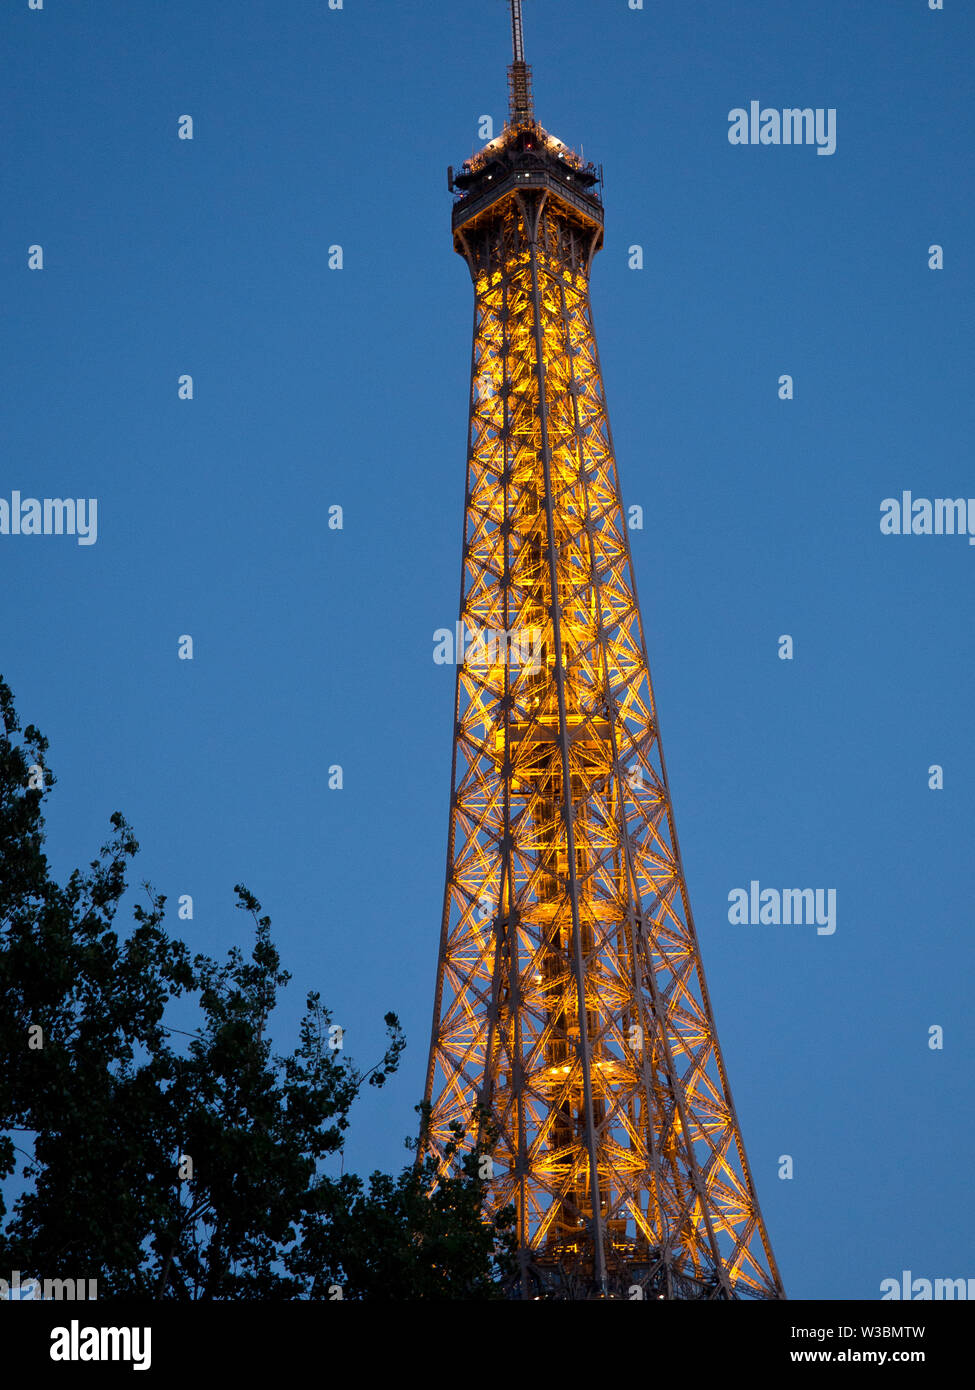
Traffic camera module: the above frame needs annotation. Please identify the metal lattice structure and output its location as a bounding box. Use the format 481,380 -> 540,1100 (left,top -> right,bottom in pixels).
424,3 -> 784,1301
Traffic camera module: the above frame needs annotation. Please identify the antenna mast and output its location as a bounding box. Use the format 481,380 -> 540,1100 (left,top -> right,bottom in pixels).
507,0 -> 534,124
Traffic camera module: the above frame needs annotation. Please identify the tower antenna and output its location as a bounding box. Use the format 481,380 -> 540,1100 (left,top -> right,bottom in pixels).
507,0 -> 534,124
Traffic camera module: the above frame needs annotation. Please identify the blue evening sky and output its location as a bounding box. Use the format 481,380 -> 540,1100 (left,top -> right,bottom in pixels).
2,0 -> 972,1299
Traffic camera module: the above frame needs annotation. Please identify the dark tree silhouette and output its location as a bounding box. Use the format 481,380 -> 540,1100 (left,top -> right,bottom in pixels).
0,675 -> 513,1299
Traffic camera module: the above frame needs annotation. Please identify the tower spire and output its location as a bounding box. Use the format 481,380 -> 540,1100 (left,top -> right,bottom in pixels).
507,0 -> 534,125
509,0 -> 525,62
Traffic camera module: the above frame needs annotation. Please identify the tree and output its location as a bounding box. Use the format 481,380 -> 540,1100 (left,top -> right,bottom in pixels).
0,678 -> 194,1280
146,887 -> 405,1300
0,675 -> 513,1299
292,1108 -> 516,1299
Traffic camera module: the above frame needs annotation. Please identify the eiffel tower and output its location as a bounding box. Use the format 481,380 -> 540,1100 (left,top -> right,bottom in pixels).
423,1 -> 785,1301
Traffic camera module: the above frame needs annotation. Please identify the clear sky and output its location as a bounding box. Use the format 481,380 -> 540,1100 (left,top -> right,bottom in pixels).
2,0 -> 972,1300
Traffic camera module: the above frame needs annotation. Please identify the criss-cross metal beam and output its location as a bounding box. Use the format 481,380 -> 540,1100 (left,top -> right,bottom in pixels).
424,4 -> 785,1303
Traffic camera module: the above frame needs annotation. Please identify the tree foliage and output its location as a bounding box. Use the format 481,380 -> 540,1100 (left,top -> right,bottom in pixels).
292,1108 -> 515,1299
0,675 -> 513,1299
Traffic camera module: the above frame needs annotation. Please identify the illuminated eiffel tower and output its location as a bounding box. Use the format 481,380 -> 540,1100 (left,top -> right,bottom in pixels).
423,1 -> 785,1301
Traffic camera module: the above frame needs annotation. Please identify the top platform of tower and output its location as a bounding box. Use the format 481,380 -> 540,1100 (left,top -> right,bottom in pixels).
449,120 -> 604,238
448,3 -> 604,241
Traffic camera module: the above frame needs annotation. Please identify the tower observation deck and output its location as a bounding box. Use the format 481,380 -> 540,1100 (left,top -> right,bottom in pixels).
424,2 -> 785,1301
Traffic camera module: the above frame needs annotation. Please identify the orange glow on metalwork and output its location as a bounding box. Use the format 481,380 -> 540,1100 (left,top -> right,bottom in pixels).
425,107 -> 783,1301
